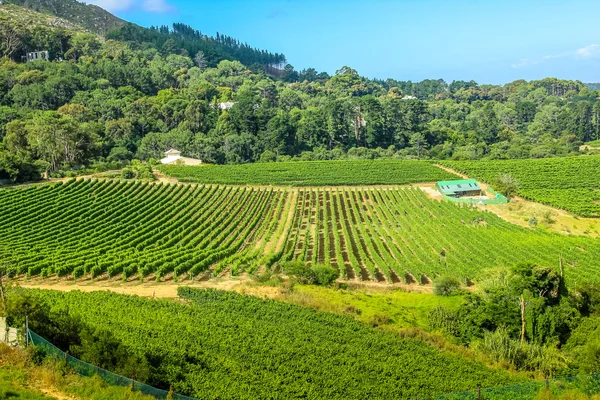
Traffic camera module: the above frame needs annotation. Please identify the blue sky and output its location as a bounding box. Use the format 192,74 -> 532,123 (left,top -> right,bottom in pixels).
87,0 -> 600,84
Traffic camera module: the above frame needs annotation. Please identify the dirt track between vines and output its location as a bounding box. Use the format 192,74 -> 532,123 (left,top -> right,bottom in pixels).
19,276 -> 435,300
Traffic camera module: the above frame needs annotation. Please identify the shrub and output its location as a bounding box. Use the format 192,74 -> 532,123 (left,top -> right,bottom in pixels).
281,261 -> 339,286
311,264 -> 339,286
542,211 -> 555,224
494,173 -> 520,200
121,168 -> 135,179
433,276 -> 461,296
528,217 -> 538,227
281,261 -> 314,284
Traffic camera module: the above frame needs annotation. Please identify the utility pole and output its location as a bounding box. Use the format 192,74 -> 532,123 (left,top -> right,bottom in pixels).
520,296 -> 527,343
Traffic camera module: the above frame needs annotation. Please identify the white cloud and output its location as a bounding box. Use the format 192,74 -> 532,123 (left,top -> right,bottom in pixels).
142,0 -> 173,12
511,58 -> 540,69
576,44 -> 600,58
84,0 -> 173,13
512,44 -> 600,68
85,0 -> 135,11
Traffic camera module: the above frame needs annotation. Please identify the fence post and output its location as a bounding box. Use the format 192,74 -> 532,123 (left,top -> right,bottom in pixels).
131,376 -> 135,391
25,315 -> 29,347
545,378 -> 549,391
477,384 -> 481,400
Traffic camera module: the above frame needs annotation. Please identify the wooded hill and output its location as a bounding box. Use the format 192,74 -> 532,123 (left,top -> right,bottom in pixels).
1,1 -> 600,183
1,0 -> 286,68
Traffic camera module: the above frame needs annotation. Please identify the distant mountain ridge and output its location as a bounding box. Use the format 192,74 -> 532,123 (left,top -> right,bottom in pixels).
585,83 -> 600,91
7,0 -> 125,34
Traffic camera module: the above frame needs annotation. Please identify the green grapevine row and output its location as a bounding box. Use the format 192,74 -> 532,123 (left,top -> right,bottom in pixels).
288,187 -> 600,285
0,180 -> 288,280
442,156 -> 600,217
160,159 -> 458,186
23,288 -> 521,399
3,180 -> 600,285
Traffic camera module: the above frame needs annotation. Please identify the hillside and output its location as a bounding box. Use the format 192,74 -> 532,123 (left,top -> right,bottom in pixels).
0,343 -> 154,399
2,0 -> 285,67
19,288 -> 521,399
7,0 -> 124,34
0,2 -> 86,32
3,175 -> 600,285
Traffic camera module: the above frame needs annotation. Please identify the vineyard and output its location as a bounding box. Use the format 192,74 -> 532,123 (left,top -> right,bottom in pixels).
22,288 -> 521,399
0,179 -> 292,280
159,159 -> 458,185
3,179 -> 600,285
442,156 -> 600,217
280,187 -> 600,285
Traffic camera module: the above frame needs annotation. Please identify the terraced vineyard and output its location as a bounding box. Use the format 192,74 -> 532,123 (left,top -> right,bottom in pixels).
442,156 -> 600,217
3,179 -> 600,285
160,159 -> 458,186
0,179 -> 291,280
281,187 -> 600,285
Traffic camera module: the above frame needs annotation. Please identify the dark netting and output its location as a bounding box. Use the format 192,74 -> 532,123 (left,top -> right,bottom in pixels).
28,330 -> 197,400
27,329 -> 600,400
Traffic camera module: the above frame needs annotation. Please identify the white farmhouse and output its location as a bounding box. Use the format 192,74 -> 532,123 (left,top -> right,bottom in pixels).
160,149 -> 202,166
26,50 -> 49,62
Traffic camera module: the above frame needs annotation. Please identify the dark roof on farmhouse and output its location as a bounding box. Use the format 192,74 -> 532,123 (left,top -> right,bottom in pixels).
436,179 -> 482,195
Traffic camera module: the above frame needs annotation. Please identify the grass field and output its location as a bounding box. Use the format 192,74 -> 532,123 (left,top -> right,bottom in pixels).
23,288 -> 522,399
159,159 -> 458,186
442,156 -> 600,217
4,179 -> 600,286
282,285 -> 463,329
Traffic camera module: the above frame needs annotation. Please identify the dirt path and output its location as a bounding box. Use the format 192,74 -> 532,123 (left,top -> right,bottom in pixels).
19,275 -> 435,300
38,389 -> 71,400
19,275 -> 299,300
434,164 -> 469,179
153,170 -> 180,184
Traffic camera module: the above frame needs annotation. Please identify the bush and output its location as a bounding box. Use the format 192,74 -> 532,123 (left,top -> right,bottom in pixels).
281,261 -> 339,286
281,261 -> 314,284
433,276 -> 461,296
121,168 -> 135,179
121,163 -> 154,180
311,264 -> 339,286
528,217 -> 538,227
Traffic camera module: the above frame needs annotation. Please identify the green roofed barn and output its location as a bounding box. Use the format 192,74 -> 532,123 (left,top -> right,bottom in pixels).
436,179 -> 482,197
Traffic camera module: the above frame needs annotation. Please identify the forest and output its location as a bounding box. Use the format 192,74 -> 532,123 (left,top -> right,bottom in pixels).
2,3 -> 600,182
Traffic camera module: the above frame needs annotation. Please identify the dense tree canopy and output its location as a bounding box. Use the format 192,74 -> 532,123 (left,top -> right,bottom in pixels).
1,22 -> 600,181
